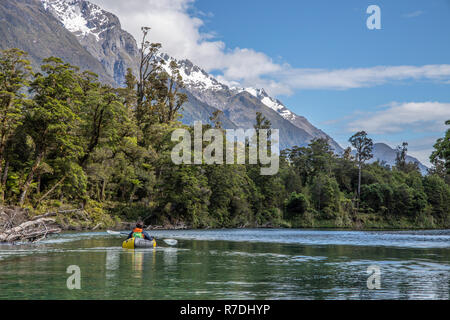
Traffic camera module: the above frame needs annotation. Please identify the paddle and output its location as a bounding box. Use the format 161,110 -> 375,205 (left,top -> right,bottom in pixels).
106,230 -> 178,246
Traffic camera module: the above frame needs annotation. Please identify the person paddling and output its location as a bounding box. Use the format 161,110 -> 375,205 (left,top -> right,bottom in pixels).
127,221 -> 153,240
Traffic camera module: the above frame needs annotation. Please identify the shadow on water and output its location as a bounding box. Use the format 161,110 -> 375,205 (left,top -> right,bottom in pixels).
0,230 -> 449,299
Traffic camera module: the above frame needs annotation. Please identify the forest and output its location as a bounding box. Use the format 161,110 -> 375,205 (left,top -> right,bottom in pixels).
0,36 -> 449,230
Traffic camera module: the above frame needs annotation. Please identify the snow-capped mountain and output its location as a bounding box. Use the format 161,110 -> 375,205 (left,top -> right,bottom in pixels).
41,0 -> 139,86
232,87 -> 343,152
41,0 -> 105,40
0,0 -> 114,84
2,0 -> 343,151
157,54 -> 343,151
158,54 -> 226,92
235,88 -> 292,120
1,0 -> 430,169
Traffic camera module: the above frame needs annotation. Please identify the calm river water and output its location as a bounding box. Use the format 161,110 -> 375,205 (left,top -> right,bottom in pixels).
0,229 -> 448,299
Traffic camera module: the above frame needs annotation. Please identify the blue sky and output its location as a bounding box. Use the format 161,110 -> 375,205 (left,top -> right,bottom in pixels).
194,0 -> 450,165
94,0 -> 450,166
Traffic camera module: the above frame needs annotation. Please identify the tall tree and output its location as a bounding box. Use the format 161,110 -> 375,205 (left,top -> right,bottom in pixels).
395,142 -> 408,171
159,61 -> 187,123
135,28 -> 187,146
0,49 -> 31,201
210,110 -> 224,129
19,57 -> 81,206
308,138 -> 334,177
349,131 -> 373,210
77,71 -> 127,167
137,27 -> 162,110
254,111 -> 271,153
395,142 -> 419,173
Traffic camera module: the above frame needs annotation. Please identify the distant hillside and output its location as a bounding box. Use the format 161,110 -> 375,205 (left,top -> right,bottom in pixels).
41,0 -> 139,86
159,54 -> 344,152
0,0 -> 114,84
370,143 -> 428,174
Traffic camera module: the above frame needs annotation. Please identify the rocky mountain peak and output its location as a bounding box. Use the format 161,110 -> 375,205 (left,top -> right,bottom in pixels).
40,0 -> 139,86
157,53 -> 227,92
41,0 -> 108,41
33,0 -> 343,152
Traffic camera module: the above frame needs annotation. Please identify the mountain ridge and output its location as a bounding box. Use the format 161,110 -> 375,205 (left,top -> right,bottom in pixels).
0,0 -> 428,171
41,0 -> 140,86
0,0 -> 115,84
158,53 -> 343,151
36,0 -> 345,151
371,143 -> 428,174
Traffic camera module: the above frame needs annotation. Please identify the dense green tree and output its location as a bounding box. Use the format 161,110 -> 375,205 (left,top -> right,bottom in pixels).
287,146 -> 312,186
205,164 -> 255,227
395,142 -> 408,170
77,71 -> 128,167
430,120 -> 450,175
395,142 -> 419,173
423,174 -> 450,223
349,131 -> 373,210
0,49 -> 32,201
0,44 -> 448,229
361,183 -> 392,213
308,138 -> 335,177
311,174 -> 340,216
285,192 -> 309,219
19,57 -> 82,205
158,165 -> 211,227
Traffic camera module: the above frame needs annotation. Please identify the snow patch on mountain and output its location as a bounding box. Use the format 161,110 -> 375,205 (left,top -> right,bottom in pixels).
158,54 -> 226,92
40,0 -> 140,86
38,0 -> 343,152
156,54 -> 342,151
41,0 -> 108,41
158,54 -> 300,118
234,87 -> 296,121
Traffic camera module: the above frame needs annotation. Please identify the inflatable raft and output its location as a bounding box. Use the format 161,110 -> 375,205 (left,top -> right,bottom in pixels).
122,237 -> 156,249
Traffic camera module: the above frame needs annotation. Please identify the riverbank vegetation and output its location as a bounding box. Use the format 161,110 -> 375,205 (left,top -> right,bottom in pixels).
0,43 -> 449,232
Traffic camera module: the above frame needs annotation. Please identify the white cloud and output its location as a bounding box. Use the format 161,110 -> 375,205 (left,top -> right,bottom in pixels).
403,10 -> 424,18
330,102 -> 449,166
89,0 -> 282,88
89,0 -> 450,96
276,65 -> 450,92
348,101 -> 450,134
86,1 -> 446,166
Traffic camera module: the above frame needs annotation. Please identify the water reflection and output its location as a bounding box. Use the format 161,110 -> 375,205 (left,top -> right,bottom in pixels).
163,248 -> 178,267
106,249 -> 120,272
132,250 -> 145,273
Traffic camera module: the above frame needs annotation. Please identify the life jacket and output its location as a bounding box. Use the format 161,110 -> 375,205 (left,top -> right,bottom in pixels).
132,228 -> 144,239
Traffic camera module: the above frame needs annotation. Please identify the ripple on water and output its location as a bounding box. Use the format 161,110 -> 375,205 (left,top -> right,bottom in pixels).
292,255 -> 328,262
0,229 -> 448,300
139,229 -> 450,249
